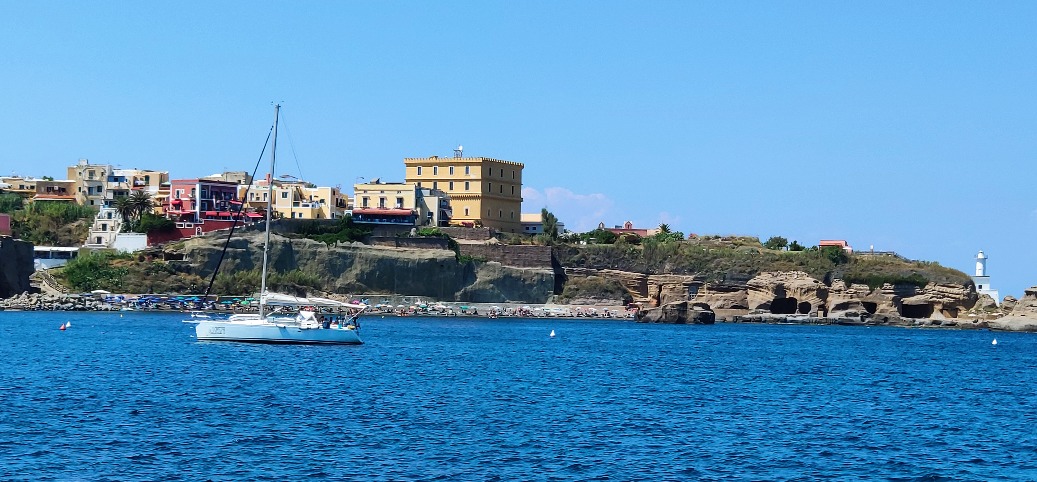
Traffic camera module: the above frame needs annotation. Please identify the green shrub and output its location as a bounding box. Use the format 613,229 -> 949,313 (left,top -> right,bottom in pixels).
764,236 -> 788,250
0,193 -> 24,213
843,273 -> 929,290
59,251 -> 130,292
298,216 -> 371,246
133,212 -> 176,234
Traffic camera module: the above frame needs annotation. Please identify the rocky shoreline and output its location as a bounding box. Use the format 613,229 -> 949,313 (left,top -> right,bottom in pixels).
4,291 -> 1035,332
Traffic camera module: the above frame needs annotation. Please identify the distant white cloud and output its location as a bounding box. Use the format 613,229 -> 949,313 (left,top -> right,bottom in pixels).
523,187 -> 614,232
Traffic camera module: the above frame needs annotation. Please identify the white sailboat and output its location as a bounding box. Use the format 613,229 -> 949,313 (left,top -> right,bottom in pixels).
193,104 -> 365,345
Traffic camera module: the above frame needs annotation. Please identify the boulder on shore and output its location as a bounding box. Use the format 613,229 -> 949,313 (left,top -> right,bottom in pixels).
636,301 -> 715,324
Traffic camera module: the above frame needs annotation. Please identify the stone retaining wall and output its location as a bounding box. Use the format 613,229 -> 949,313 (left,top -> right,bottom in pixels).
368,236 -> 451,250
459,244 -> 553,269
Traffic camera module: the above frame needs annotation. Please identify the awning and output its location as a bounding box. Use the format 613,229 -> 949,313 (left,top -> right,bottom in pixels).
204,211 -> 218,216
353,208 -> 414,216
246,213 -> 264,218
218,211 -> 232,216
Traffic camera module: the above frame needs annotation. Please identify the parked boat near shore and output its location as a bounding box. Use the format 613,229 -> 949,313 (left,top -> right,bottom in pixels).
191,105 -> 365,345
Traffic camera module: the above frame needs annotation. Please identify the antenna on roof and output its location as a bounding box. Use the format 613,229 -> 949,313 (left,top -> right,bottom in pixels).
454,144 -> 463,158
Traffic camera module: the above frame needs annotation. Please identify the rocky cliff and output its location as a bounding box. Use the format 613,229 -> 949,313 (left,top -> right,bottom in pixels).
564,267 -> 979,322
990,287 -> 1037,331
0,237 -> 34,298
177,231 -> 555,303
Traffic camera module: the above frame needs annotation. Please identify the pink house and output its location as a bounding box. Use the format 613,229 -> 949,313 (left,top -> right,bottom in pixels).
153,178 -> 256,245
0,213 -> 10,236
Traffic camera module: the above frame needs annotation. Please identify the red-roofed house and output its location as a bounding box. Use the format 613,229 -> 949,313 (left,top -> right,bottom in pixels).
819,240 -> 853,253
601,221 -> 658,237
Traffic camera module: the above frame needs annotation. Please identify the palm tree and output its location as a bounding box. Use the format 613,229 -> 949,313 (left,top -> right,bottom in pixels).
115,196 -> 135,230
658,223 -> 671,234
129,190 -> 154,220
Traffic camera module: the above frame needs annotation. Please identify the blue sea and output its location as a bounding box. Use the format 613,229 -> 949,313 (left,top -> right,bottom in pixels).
1,311 -> 1035,481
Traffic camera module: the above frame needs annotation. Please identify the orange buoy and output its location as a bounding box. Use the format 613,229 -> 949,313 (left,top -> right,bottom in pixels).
59,323 -> 67,331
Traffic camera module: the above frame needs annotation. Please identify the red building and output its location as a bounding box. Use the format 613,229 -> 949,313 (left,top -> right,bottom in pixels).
0,213 -> 11,237
154,178 -> 259,245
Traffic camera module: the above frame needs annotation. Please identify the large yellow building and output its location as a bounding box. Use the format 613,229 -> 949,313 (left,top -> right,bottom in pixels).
403,152 -> 523,233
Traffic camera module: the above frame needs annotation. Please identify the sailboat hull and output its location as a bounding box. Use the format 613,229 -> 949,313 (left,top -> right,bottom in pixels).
195,321 -> 363,345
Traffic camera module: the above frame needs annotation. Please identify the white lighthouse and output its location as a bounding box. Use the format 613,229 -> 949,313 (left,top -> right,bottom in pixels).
971,250 -> 1000,305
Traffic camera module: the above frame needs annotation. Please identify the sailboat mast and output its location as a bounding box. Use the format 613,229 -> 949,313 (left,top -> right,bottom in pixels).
259,104 -> 279,318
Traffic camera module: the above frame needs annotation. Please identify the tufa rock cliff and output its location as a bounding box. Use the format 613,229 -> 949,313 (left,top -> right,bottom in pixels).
177,231 -> 555,303
0,237 -> 34,298
564,267 -> 979,322
990,287 -> 1037,331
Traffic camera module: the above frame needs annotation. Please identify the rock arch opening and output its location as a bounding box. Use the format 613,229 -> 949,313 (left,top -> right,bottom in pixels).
797,301 -> 812,315
770,297 -> 798,315
862,302 -> 877,315
900,303 -> 934,319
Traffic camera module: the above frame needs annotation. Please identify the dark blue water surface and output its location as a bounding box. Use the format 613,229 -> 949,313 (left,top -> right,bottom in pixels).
1,312 -> 1035,481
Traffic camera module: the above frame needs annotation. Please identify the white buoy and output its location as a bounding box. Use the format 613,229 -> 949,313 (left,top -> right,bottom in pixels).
992,338 -> 998,345
550,330 -> 555,338
65,321 -> 71,328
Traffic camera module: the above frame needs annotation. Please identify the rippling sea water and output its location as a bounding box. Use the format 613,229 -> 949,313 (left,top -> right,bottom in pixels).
1,311 -> 1035,480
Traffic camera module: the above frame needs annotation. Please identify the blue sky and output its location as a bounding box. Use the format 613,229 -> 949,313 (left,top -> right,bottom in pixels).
2,2 -> 1035,297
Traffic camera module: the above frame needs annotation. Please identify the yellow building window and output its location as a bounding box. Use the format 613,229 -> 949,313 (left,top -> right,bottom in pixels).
417,166 -> 422,175
464,181 -> 470,191
449,166 -> 454,175
465,166 -> 470,175
433,166 -> 438,175
449,181 -> 454,190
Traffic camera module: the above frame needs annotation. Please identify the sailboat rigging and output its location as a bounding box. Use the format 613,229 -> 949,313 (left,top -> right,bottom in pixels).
191,104 -> 366,345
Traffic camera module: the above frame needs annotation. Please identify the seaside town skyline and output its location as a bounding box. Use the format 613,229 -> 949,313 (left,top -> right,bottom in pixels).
2,2 -> 1035,296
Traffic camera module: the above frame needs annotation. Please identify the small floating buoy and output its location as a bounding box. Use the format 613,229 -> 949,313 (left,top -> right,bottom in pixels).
59,322 -> 67,331
65,321 -> 71,328
550,330 -> 555,338
992,338 -> 998,345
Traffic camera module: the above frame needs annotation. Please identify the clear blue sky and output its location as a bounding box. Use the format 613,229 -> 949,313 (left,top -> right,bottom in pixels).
2,2 -> 1035,297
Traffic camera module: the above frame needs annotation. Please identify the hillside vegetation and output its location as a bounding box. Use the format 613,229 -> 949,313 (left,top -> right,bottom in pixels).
553,235 -> 971,288
1,193 -> 93,246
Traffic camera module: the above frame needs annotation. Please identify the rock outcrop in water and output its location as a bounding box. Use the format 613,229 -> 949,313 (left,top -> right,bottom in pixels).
0,237 -> 34,298
990,287 -> 1037,331
636,300 -> 716,324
